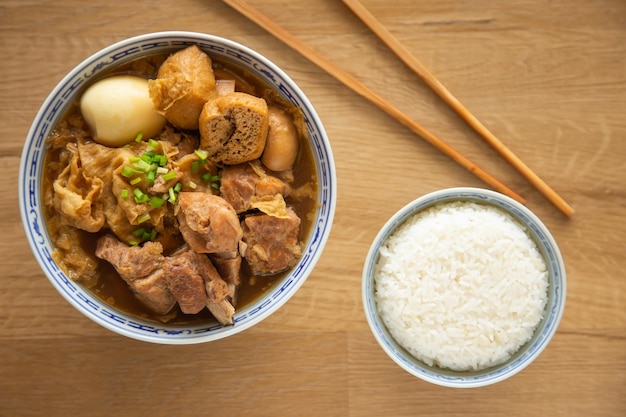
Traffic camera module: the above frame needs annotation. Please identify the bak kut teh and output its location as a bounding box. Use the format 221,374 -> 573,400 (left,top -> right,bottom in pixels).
43,45 -> 318,325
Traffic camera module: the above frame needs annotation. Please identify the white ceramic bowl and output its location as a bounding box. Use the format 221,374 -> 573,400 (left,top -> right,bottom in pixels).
362,187 -> 566,388
19,31 -> 336,344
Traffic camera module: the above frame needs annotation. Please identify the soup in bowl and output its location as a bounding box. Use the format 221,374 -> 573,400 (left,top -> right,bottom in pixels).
19,31 -> 336,344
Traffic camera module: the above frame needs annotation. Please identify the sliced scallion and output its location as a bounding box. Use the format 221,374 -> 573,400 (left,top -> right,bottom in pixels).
168,187 -> 177,203
136,159 -> 152,173
157,155 -> 167,166
148,196 -> 165,208
162,171 -> 177,181
137,213 -> 151,224
121,166 -> 136,178
194,149 -> 209,160
134,188 -> 149,203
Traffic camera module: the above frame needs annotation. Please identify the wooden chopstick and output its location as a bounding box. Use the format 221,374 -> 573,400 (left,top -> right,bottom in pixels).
341,0 -> 573,217
223,0 -> 525,204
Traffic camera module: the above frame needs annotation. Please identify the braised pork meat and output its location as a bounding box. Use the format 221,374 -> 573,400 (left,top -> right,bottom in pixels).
242,208 -> 302,275
96,234 -> 236,323
95,234 -> 164,281
131,270 -> 176,316
220,161 -> 290,214
162,251 -> 209,314
95,234 -> 175,315
176,192 -> 243,255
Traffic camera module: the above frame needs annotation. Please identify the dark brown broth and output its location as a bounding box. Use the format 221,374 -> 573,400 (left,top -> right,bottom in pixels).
42,51 -> 318,325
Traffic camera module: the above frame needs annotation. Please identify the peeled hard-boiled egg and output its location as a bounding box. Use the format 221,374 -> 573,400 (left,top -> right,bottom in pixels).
80,75 -> 166,147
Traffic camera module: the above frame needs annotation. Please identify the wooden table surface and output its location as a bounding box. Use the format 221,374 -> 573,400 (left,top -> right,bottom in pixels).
1,0 -> 624,415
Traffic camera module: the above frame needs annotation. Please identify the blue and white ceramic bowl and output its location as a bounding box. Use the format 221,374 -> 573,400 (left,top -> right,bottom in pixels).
362,188 -> 566,388
19,31 -> 336,344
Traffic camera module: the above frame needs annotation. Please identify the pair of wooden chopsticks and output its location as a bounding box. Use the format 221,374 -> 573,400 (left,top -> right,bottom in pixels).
223,0 -> 574,217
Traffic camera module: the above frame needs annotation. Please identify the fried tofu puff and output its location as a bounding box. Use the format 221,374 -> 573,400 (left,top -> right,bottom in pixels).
148,45 -> 216,130
199,92 -> 269,165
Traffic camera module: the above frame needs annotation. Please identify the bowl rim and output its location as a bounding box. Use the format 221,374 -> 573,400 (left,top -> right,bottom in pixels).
18,31 -> 337,344
362,187 -> 566,388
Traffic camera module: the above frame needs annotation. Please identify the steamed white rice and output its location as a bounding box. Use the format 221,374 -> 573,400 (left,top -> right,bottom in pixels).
374,201 -> 548,372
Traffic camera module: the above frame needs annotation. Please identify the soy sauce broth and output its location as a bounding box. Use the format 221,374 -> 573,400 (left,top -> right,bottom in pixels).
42,50 -> 318,324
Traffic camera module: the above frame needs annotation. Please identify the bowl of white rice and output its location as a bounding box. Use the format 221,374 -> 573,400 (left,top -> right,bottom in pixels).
362,187 -> 566,388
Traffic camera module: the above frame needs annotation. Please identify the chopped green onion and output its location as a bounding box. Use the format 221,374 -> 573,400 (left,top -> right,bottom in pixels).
132,227 -> 157,242
148,196 -> 165,208
168,187 -> 177,203
146,170 -> 156,183
188,181 -> 197,189
211,182 -> 219,190
137,213 -> 151,224
201,173 -> 211,182
129,241 -> 139,246
129,157 -> 140,163
130,177 -> 142,185
147,138 -> 159,149
134,132 -> 144,142
156,167 -> 168,175
194,149 -> 209,160
136,159 -> 152,173
191,160 -> 200,173
121,166 -> 136,178
174,182 -> 182,192
157,155 -> 167,166
162,171 -> 177,181
134,188 -> 149,203
120,189 -> 129,199
140,154 -> 153,164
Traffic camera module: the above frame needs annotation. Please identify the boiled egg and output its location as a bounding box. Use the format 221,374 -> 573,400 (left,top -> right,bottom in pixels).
80,75 -> 166,147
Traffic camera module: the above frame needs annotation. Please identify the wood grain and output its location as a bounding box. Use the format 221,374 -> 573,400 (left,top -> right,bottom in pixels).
1,0 -> 625,416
